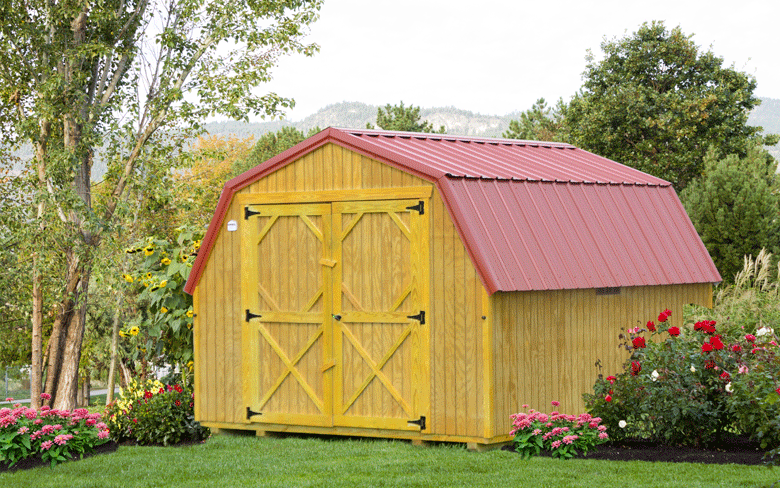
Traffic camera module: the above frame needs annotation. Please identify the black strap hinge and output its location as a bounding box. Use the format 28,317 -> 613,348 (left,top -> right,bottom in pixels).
245,207 -> 260,220
405,201 -> 424,214
245,309 -> 262,322
247,407 -> 262,420
406,311 -> 425,324
408,415 -> 426,430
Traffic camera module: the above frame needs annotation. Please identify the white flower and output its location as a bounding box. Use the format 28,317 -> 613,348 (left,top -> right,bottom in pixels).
725,382 -> 733,393
651,370 -> 659,381
690,365 -> 696,373
618,420 -> 627,428
756,326 -> 774,337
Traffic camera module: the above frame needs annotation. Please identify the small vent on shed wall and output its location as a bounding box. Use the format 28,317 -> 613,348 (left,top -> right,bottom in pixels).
596,287 -> 621,296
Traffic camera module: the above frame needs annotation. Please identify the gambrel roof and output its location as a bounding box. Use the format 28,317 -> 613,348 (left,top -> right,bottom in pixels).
184,127 -> 720,295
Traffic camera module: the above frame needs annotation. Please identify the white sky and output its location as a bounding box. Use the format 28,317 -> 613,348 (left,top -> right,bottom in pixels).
258,0 -> 780,121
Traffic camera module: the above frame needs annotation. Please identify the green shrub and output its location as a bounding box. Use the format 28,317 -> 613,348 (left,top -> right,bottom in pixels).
104,376 -> 208,446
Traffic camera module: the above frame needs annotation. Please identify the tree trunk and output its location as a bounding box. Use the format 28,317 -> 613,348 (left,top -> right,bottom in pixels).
31,262 -> 43,409
30,119 -> 50,410
43,250 -> 81,407
106,294 -> 121,405
52,264 -> 90,411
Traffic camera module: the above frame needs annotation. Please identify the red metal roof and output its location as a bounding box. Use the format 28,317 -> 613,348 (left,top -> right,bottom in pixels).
184,128 -> 720,295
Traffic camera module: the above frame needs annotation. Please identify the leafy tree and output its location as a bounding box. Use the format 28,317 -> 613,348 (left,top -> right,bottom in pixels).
367,102 -> 445,133
566,21 -> 777,190
172,135 -> 254,228
232,126 -> 319,175
0,0 -> 321,409
681,145 -> 780,282
503,98 -> 568,142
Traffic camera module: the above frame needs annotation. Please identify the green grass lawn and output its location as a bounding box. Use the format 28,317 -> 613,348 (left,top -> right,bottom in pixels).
1,433 -> 777,488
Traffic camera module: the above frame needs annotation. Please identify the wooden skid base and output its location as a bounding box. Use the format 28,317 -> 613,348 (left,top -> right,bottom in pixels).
203,421 -> 510,450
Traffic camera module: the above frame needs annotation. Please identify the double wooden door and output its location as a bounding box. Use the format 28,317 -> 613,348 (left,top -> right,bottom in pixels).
241,198 -> 429,431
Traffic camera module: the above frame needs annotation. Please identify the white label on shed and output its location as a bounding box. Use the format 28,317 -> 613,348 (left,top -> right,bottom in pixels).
227,220 -> 238,232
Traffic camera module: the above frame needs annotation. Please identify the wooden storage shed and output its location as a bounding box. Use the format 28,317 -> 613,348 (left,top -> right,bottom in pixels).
184,128 -> 720,448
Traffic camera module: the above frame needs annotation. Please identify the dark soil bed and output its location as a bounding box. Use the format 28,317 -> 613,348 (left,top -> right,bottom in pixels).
503,435 -> 767,465
0,441 -> 119,473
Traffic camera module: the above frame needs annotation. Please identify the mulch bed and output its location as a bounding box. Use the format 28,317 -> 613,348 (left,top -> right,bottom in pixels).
0,441 -> 119,474
503,435 -> 768,465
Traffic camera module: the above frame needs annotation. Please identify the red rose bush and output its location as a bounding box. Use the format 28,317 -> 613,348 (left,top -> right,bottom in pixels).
584,310 -> 780,458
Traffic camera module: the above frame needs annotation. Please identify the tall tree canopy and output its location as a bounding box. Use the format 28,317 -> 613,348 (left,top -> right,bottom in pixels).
681,145 -> 780,282
231,125 -> 317,176
565,21 -> 775,190
502,98 -> 567,142
367,102 -> 445,133
0,0 -> 321,409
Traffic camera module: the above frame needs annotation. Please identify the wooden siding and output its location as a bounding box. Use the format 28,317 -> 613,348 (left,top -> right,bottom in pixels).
195,143 -> 486,440
429,190 -> 485,439
490,283 -> 713,436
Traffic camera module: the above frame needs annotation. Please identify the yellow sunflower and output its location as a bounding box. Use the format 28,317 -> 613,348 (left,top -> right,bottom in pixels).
161,257 -> 171,265
123,274 -> 134,283
129,326 -> 140,336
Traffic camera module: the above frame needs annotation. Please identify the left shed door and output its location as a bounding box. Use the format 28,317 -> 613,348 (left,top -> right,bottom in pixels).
242,203 -> 333,427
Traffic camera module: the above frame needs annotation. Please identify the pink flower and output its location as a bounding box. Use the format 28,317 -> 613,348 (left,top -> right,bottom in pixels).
54,434 -> 73,445
17,426 -> 29,434
551,440 -> 562,449
598,432 -> 609,440
667,326 -> 680,337
34,418 -> 43,425
731,344 -> 742,352
40,392 -> 51,400
98,430 -> 110,439
531,429 -> 542,436
551,400 -> 560,407
41,440 -> 54,451
521,404 -> 529,409
606,376 -> 617,384
4,397 -> 12,402
562,435 -> 579,445
738,365 -> 749,374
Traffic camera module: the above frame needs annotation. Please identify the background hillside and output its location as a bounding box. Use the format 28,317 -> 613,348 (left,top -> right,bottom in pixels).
6,98 -> 780,180
204,97 -> 780,161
